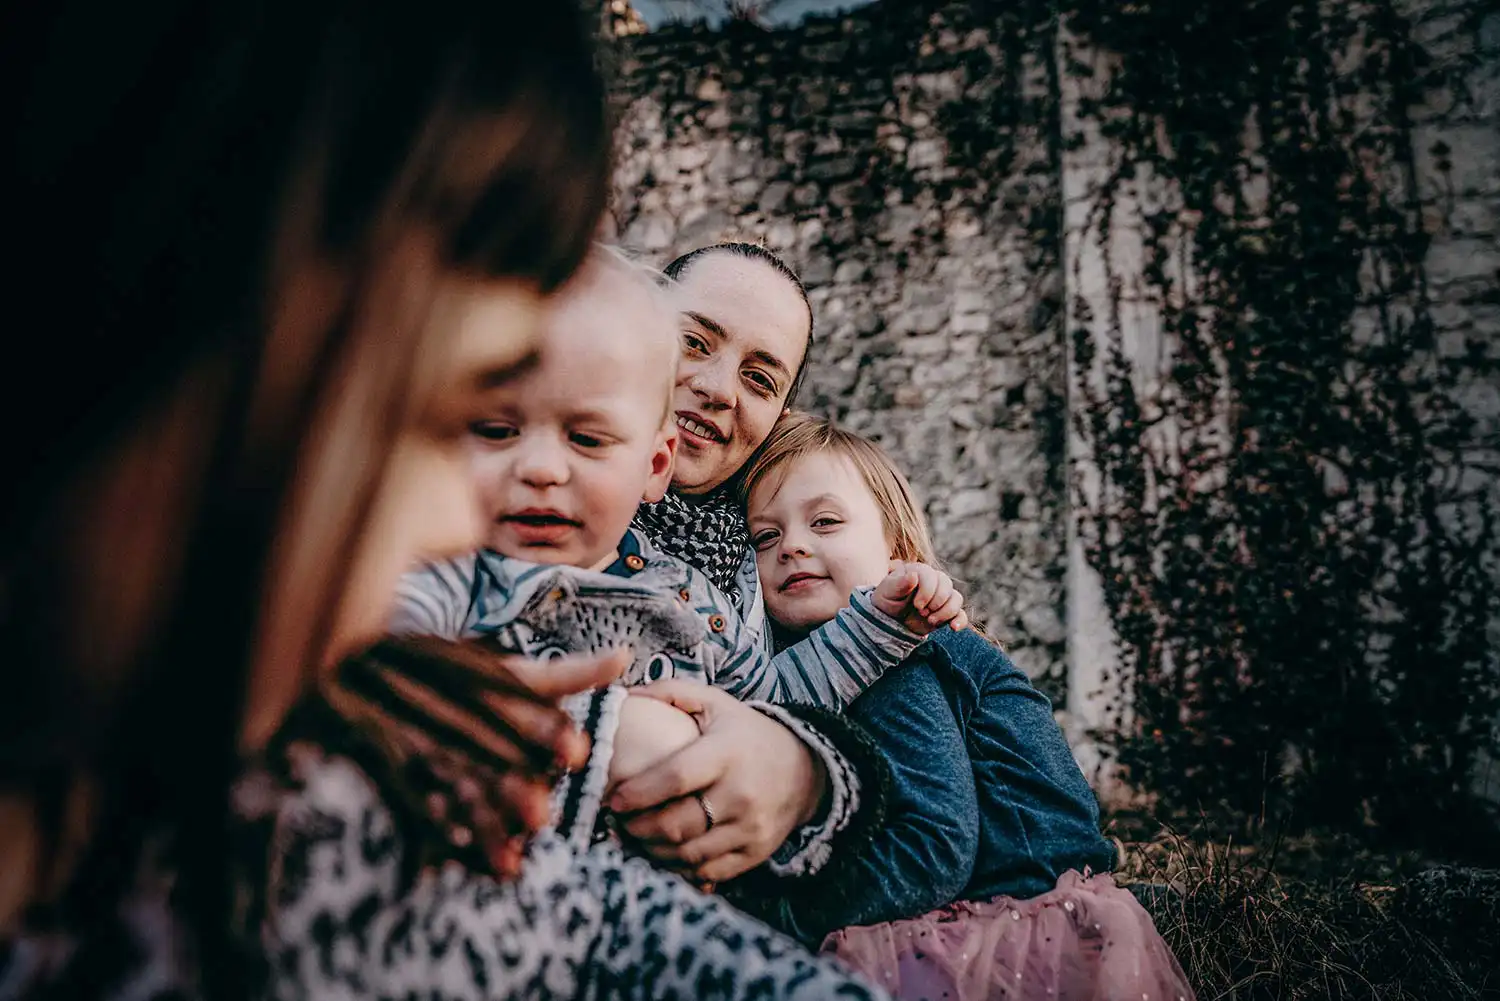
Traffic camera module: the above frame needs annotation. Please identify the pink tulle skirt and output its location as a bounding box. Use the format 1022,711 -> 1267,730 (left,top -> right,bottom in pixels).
820,871 -> 1195,1001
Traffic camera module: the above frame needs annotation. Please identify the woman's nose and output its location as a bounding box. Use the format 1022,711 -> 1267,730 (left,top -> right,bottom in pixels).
686,356 -> 735,409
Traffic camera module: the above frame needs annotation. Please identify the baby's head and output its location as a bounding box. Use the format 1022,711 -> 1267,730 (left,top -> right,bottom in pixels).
471,245 -> 679,570
743,412 -> 939,633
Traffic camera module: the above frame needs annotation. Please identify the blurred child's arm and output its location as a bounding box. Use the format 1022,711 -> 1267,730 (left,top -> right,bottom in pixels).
388,555 -> 482,638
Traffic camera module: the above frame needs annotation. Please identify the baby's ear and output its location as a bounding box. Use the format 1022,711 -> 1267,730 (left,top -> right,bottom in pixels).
643,425 -> 678,503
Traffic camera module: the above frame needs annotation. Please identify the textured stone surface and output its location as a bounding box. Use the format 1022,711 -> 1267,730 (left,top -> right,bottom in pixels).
608,0 -> 1071,698
604,0 -> 1500,724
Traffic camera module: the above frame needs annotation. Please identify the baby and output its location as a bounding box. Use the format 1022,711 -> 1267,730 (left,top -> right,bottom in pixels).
391,246 -> 964,846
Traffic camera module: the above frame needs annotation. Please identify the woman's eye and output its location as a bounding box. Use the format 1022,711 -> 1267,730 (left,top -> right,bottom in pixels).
743,369 -> 776,396
682,332 -> 709,355
471,422 -> 517,441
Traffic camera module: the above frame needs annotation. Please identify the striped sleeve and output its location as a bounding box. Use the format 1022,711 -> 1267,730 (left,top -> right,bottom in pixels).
714,586 -> 926,711
776,587 -> 926,710
388,557 -> 481,638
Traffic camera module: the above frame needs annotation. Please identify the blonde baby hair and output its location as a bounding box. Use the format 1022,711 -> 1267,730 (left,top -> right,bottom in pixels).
576,243 -> 681,422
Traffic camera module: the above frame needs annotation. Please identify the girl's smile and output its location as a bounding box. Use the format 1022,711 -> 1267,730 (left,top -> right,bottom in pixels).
779,572 -> 829,593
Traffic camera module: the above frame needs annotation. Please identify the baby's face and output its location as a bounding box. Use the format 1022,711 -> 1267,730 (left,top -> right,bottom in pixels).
748,452 -> 893,634
471,266 -> 677,570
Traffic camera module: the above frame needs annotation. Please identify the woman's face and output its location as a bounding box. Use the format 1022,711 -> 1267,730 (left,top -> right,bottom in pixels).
331,284 -> 548,655
667,254 -> 810,495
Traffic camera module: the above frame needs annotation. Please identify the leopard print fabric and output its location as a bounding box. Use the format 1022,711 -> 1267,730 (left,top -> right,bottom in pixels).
262,749 -> 892,1001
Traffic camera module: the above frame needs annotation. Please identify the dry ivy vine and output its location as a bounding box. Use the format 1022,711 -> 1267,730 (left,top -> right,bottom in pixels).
1066,0 -> 1499,851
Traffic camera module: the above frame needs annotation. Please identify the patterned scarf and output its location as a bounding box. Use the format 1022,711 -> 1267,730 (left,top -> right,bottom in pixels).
631,488 -> 749,601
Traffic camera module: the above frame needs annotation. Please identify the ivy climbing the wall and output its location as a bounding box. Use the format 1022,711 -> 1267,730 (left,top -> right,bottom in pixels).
1067,0 -> 1499,851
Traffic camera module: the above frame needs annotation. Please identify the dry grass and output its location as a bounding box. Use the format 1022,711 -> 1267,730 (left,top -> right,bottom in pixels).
1104,813 -> 1498,1000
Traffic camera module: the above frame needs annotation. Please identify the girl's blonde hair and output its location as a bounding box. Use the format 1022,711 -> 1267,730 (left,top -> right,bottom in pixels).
742,411 -> 942,568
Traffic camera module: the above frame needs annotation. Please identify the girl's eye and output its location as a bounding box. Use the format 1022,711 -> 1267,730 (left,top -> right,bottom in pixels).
812,516 -> 842,529
471,422 -> 518,441
682,332 -> 710,355
751,530 -> 779,551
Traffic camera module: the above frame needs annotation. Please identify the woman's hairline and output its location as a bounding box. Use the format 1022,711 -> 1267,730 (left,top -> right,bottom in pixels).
662,242 -> 815,405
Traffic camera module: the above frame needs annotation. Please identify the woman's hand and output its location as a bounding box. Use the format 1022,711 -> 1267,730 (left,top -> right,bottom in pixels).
872,560 -> 969,635
326,637 -> 626,877
606,681 -> 828,884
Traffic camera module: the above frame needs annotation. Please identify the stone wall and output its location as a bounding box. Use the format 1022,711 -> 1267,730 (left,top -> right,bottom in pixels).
609,1 -> 1073,698
1404,0 -> 1500,799
604,0 -> 1500,751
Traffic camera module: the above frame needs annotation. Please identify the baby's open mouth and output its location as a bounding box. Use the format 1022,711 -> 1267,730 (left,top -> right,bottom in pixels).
504,511 -> 581,528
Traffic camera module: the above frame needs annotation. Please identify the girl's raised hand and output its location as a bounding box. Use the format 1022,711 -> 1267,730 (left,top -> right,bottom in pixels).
872,560 -> 969,635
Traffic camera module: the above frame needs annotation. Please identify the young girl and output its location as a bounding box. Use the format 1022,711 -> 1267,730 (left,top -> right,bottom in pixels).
739,413 -> 1195,1001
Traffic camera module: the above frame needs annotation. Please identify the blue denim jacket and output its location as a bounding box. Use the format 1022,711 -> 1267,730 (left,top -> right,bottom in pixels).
755,626 -> 1116,944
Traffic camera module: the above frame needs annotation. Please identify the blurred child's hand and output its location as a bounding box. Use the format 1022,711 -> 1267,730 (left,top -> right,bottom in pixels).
872,560 -> 969,636
327,638 -> 627,880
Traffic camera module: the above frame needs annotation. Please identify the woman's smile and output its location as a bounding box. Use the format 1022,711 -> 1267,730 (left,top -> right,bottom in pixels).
676,410 -> 728,446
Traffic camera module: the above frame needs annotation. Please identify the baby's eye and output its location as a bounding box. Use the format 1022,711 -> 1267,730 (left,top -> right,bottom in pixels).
471,421 -> 518,442
571,432 -> 604,449
751,530 -> 779,551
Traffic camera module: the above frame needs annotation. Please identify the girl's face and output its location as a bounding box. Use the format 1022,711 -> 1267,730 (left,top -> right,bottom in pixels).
332,284 -> 547,654
747,452 -> 893,634
667,254 -> 810,495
